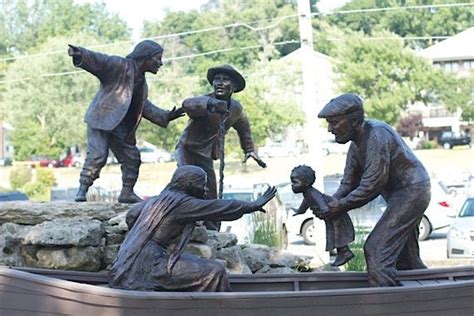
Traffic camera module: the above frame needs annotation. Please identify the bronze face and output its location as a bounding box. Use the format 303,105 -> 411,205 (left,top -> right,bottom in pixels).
326,115 -> 354,144
212,73 -> 234,100
290,172 -> 307,194
145,53 -> 163,74
187,174 -> 208,198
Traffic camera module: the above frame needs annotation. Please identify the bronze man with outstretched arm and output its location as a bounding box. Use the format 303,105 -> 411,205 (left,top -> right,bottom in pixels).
68,40 -> 183,203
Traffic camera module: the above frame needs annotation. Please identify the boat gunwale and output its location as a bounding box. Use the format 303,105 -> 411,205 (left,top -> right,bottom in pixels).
1,266 -> 474,301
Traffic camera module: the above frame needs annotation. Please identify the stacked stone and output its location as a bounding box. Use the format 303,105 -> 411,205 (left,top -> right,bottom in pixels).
0,201 -> 312,273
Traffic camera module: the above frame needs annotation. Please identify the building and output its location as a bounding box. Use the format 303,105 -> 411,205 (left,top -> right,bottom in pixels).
0,121 -> 13,164
415,27 -> 474,141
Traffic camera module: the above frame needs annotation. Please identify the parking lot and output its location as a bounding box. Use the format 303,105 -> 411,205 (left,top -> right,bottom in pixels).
287,227 -> 474,269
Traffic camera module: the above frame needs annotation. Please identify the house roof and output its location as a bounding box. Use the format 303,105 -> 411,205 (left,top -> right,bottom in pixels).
420,27 -> 474,62
282,47 -> 337,63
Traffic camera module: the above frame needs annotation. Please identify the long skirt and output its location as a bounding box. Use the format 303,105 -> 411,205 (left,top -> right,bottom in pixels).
109,241 -> 230,292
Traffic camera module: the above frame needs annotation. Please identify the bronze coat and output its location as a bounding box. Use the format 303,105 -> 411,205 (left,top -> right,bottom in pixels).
177,94 -> 255,160
72,47 -> 169,135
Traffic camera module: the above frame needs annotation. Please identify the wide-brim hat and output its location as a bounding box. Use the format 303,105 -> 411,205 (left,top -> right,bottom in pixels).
207,64 -> 246,93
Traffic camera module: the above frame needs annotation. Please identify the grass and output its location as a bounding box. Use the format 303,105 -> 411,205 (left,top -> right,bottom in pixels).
344,229 -> 368,272
1,148 -> 472,195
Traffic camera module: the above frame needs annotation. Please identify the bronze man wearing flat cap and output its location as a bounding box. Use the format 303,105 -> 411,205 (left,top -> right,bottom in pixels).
68,40 -> 183,204
317,93 -> 431,287
175,64 -> 266,230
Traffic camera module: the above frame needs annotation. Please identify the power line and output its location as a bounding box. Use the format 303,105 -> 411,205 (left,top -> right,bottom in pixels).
315,2 -> 474,16
0,33 -> 457,85
1,2 -> 472,63
0,15 -> 298,63
0,40 -> 300,84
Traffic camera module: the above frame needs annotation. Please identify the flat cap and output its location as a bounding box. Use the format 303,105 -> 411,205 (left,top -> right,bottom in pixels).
318,93 -> 363,118
207,64 -> 246,93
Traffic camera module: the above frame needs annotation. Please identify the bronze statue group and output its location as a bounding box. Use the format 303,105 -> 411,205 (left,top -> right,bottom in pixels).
69,40 -> 431,292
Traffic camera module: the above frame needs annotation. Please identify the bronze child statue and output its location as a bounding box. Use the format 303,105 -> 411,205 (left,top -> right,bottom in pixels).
291,165 -> 355,266
109,165 -> 276,292
68,40 -> 183,203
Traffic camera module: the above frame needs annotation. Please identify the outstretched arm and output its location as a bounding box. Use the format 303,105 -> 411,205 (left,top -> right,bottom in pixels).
175,186 -> 277,223
142,100 -> 184,127
67,44 -> 120,80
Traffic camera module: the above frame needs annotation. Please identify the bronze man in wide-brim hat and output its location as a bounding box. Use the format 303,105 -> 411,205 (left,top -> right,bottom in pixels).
175,64 -> 266,230
68,40 -> 183,204
317,93 -> 431,287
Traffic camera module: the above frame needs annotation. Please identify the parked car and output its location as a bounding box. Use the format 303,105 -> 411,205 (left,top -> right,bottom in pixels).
447,197 -> 474,258
418,180 -> 456,241
71,154 -> 84,168
0,191 -> 29,201
39,157 -> 61,168
139,147 -> 173,163
282,176 -> 386,246
220,187 -> 258,244
220,184 -> 288,247
321,139 -> 350,156
258,142 -> 300,158
282,176 -> 454,245
438,131 -> 471,149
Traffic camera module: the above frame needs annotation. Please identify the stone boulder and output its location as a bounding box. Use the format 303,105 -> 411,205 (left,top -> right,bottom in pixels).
22,246 -> 102,271
216,245 -> 252,274
23,219 -> 104,247
0,223 -> 28,266
207,231 -> 238,249
0,201 -> 129,224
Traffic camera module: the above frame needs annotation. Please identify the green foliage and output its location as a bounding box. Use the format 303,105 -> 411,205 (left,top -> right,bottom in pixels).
36,168 -> 56,187
8,166 -> 56,201
141,0 -> 300,71
1,35 -> 115,160
250,194 -> 287,249
23,181 -> 49,201
419,139 -> 438,149
251,211 -> 281,247
430,72 -> 474,121
335,31 -> 463,124
138,53 -> 304,155
0,0 -> 130,55
9,166 -> 32,190
344,229 -> 367,272
327,0 -> 474,49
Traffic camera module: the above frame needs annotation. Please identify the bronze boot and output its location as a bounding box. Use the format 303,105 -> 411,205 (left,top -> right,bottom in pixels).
118,185 -> 142,204
331,246 -> 355,266
74,184 -> 89,202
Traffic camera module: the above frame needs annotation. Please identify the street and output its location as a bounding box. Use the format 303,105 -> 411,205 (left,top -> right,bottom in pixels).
286,227 -> 474,269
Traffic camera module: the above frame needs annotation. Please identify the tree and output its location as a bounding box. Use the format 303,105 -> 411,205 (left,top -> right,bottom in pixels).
141,0 -> 301,72
396,113 -> 423,138
335,31 -> 468,124
1,35 -> 129,160
327,0 -> 473,49
138,54 -> 305,155
0,0 -> 130,56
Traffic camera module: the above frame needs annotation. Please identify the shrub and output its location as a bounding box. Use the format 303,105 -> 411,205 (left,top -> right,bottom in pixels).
419,140 -> 438,150
250,198 -> 286,249
344,229 -> 368,272
23,182 -> 48,200
36,168 -> 56,187
9,167 -> 32,190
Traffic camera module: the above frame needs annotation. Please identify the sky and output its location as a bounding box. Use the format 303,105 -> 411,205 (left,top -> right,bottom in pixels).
76,0 -> 351,39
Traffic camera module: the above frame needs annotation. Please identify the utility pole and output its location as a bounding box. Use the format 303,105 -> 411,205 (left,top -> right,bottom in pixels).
297,0 -> 328,265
